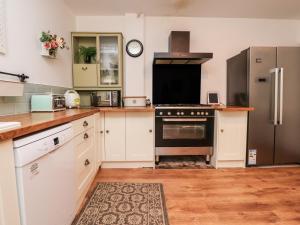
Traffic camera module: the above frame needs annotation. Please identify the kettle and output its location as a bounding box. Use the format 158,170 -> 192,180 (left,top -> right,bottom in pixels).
64,90 -> 80,108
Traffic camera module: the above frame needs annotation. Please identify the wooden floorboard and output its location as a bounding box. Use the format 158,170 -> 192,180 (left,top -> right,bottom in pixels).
89,167 -> 300,225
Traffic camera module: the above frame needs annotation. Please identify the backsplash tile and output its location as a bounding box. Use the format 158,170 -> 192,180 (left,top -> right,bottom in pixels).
0,103 -> 15,115
0,83 -> 68,116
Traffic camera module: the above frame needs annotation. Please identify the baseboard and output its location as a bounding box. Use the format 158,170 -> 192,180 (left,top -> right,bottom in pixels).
215,160 -> 246,169
101,161 -> 155,168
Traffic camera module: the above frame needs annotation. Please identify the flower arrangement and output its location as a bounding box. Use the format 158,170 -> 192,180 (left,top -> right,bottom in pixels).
40,31 -> 68,57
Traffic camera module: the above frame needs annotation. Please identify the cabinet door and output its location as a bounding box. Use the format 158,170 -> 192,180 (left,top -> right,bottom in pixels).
98,34 -> 122,87
95,113 -> 104,165
73,64 -> 98,87
217,112 -> 247,160
104,112 -> 126,161
126,112 -> 154,161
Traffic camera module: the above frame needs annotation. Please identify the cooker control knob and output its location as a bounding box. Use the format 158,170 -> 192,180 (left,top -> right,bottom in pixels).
168,112 -> 171,116
191,112 -> 194,115
181,112 -> 184,115
205,112 -> 209,115
177,112 -> 180,115
159,112 -> 163,116
201,112 -> 204,115
197,112 -> 200,115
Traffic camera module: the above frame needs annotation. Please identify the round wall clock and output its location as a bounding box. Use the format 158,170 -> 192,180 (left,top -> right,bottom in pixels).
126,39 -> 143,57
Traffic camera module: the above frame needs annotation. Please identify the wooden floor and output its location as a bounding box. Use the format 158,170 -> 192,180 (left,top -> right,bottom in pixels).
90,167 -> 300,225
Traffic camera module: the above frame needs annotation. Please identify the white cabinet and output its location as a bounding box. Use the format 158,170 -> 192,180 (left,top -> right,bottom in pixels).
126,112 -> 154,161
212,111 -> 248,168
100,111 -> 155,168
71,115 -> 97,212
104,112 -> 126,161
0,140 -> 21,225
95,113 -> 104,167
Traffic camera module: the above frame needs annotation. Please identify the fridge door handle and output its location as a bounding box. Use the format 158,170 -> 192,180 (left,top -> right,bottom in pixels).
270,68 -> 279,125
278,67 -> 284,125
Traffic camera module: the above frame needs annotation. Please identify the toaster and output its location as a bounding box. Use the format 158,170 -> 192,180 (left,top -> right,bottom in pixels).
31,94 -> 66,112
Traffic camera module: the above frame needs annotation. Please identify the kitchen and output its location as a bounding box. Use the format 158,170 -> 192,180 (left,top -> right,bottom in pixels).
1,1 -> 300,225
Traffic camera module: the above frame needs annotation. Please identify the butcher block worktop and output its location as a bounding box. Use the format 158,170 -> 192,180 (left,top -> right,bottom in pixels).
0,107 -> 155,142
0,105 -> 252,142
214,106 -> 254,111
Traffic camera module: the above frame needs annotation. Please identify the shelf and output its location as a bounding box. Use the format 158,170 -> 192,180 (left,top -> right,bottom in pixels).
0,79 -> 24,96
100,51 -> 118,54
100,68 -> 118,71
74,87 -> 122,91
73,62 -> 99,65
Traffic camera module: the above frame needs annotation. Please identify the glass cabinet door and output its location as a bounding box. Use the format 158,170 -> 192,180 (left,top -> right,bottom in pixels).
98,35 -> 122,87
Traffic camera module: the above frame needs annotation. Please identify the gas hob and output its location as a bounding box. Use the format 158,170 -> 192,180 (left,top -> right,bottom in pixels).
155,104 -> 213,110
155,106 -> 215,117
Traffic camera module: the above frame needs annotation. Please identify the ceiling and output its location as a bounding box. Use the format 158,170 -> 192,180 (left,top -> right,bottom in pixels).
64,0 -> 300,19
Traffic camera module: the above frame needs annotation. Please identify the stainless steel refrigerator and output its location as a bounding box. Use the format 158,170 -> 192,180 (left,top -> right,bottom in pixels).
227,47 -> 300,166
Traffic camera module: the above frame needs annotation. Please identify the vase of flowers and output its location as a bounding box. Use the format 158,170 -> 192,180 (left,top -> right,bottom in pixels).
40,31 -> 68,58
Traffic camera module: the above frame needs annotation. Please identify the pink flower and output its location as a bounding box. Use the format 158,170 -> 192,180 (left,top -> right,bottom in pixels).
44,42 -> 51,49
50,40 -> 58,49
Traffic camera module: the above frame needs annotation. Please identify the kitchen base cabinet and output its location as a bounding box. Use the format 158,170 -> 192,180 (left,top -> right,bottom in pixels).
100,111 -> 155,168
0,140 -> 21,225
126,112 -> 154,161
71,115 -> 97,212
95,113 -> 104,167
212,111 -> 248,168
104,112 -> 126,161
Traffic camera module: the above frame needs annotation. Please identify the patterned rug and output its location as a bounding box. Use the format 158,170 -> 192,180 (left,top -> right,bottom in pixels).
73,182 -> 169,225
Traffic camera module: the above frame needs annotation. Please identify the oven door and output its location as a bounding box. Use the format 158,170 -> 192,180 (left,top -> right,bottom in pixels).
155,117 -> 214,147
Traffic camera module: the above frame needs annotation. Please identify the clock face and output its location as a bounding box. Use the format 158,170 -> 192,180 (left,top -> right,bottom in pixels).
126,39 -> 143,57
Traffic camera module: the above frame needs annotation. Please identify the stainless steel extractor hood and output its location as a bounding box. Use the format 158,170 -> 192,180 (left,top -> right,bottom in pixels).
153,31 -> 213,65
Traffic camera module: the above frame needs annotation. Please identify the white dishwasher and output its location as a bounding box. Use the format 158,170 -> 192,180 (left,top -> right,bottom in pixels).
14,123 -> 76,225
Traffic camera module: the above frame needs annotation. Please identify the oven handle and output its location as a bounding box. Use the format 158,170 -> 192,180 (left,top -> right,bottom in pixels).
162,118 -> 208,122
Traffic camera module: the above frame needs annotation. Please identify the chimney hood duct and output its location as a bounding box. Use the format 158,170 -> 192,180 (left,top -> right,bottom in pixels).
153,31 -> 213,65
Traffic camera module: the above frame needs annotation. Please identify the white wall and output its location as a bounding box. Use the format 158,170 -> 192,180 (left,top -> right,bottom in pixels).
0,0 -> 75,87
77,15 -> 300,103
145,17 -> 300,103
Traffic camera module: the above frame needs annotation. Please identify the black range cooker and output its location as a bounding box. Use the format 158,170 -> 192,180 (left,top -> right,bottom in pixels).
152,31 -> 214,163
155,105 -> 215,163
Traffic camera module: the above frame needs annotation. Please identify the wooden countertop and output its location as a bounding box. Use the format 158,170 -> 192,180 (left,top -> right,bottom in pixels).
0,105 -> 252,142
214,106 -> 254,112
98,107 -> 155,112
0,107 -> 155,142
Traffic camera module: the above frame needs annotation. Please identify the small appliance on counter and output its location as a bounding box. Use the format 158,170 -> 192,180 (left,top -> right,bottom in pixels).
31,94 -> 66,112
64,90 -> 80,108
91,90 -> 121,107
123,96 -> 146,107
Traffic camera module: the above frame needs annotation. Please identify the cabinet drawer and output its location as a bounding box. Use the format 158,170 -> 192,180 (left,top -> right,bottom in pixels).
73,64 -> 97,87
76,146 -> 95,195
72,115 -> 95,137
74,128 -> 94,157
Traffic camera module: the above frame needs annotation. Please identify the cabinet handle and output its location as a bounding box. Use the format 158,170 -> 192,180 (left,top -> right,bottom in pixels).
220,129 -> 224,133
100,130 -> 104,134
83,121 -> 88,127
82,67 -> 88,71
84,159 -> 90,166
106,130 -> 109,134
84,133 -> 89,139
149,129 -> 153,133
